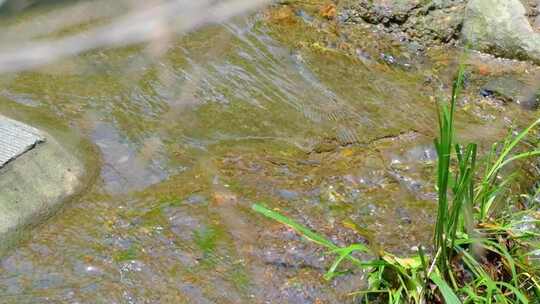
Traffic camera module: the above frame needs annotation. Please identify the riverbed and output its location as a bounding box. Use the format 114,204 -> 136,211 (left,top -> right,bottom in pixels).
0,1 -> 538,303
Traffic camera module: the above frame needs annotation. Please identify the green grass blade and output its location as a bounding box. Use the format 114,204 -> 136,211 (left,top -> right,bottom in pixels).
482,118 -> 540,192
476,118 -> 540,220
430,272 -> 462,304
325,244 -> 371,280
252,203 -> 337,250
252,203 -> 369,269
497,150 -> 540,170
496,282 -> 529,304
325,253 -> 349,280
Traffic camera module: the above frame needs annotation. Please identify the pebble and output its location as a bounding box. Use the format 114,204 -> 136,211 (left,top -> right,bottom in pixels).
185,194 -> 207,205
277,189 -> 300,201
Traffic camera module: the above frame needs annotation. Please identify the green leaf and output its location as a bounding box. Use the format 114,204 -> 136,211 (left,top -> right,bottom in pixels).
381,253 -> 422,269
430,272 -> 462,304
496,282 -> 529,304
325,244 -> 370,280
252,203 -> 337,250
251,203 -> 368,269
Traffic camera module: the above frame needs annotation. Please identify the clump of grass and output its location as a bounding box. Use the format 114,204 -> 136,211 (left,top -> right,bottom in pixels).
252,66 -> 540,303
113,244 -> 139,262
194,226 -> 218,256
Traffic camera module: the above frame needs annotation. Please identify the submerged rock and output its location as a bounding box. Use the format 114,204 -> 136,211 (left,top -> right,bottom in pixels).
462,0 -> 540,64
481,76 -> 540,109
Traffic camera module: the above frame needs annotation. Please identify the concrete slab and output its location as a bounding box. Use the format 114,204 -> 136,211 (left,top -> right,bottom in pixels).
0,115 -> 85,256
0,115 -> 44,167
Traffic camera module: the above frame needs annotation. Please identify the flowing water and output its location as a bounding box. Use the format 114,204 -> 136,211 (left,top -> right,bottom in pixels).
0,2 -> 538,303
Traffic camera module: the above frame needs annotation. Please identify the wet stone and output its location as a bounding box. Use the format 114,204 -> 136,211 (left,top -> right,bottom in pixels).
167,209 -> 205,241
277,189 -> 300,201
280,285 -> 320,304
172,250 -> 199,268
1,253 -> 33,273
405,144 -> 437,163
32,273 -> 64,290
388,170 -> 423,193
103,236 -> 134,251
28,243 -> 52,256
120,260 -> 145,273
259,228 -> 326,270
395,207 -> 413,225
73,261 -> 104,277
180,284 -> 214,304
80,282 -> 99,295
0,90 -> 41,107
481,76 -> 540,109
261,245 -> 325,271
184,194 -> 207,205
1,277 -> 23,294
296,10 -> 314,23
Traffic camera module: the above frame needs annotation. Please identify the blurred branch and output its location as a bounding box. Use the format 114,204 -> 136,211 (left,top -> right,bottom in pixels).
0,0 -> 270,74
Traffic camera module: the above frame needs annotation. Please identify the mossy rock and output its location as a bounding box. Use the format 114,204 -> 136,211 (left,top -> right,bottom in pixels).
462,0 -> 540,64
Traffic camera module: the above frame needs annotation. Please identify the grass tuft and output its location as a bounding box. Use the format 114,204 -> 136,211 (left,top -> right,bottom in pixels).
252,65 -> 540,303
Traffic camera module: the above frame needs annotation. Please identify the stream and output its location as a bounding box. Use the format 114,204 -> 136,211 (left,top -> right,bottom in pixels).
0,1 -> 538,303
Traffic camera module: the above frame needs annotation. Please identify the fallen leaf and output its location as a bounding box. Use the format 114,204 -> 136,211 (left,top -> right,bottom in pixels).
477,64 -> 491,76
320,3 -> 336,19
269,6 -> 296,24
213,191 -> 238,205
341,148 -> 354,157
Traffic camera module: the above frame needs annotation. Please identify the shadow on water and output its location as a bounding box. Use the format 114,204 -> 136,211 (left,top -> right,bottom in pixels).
91,122 -> 173,194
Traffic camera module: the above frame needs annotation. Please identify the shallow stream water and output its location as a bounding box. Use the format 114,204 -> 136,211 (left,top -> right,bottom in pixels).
0,2 -> 538,303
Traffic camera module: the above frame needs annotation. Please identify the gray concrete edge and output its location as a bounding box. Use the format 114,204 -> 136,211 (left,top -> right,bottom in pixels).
0,131 -> 86,256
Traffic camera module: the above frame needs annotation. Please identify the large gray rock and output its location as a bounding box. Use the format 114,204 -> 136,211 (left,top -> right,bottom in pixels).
0,115 -> 86,256
462,0 -> 540,64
